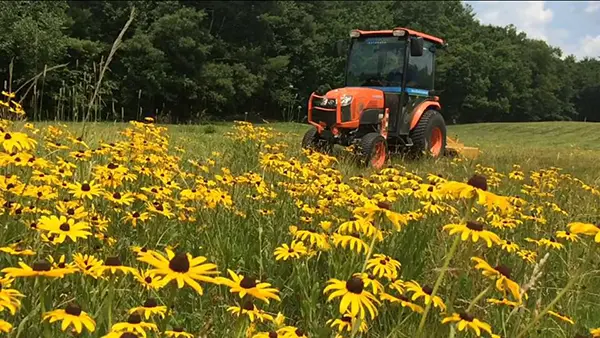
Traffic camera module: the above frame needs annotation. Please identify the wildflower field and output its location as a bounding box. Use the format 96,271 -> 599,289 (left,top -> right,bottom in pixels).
1,102 -> 600,338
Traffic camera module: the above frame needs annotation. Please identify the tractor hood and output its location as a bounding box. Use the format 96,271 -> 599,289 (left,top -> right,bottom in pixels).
314,87 -> 385,112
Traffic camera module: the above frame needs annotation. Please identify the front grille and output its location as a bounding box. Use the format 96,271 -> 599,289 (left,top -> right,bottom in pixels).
312,97 -> 337,109
341,105 -> 351,122
311,108 -> 336,126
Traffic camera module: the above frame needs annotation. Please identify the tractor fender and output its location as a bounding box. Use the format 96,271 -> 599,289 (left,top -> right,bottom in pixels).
409,101 -> 441,130
359,108 -> 385,125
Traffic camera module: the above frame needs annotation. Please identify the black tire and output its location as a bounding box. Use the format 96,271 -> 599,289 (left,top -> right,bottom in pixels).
358,132 -> 387,168
301,127 -> 332,154
409,110 -> 446,158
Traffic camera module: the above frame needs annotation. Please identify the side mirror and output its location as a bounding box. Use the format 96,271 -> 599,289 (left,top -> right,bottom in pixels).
410,37 -> 424,57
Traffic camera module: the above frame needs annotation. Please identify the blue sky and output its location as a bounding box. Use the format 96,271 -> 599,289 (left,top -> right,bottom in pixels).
464,1 -> 600,59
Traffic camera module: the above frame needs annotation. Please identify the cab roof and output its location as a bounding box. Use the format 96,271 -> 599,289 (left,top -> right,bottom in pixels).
353,27 -> 444,45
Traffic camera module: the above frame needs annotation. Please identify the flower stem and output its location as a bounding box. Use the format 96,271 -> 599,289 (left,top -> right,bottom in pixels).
416,235 -> 461,338
466,284 -> 492,313
515,244 -> 596,338
107,275 -> 115,330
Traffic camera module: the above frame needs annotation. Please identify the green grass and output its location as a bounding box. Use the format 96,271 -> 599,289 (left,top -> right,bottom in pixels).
6,119 -> 599,338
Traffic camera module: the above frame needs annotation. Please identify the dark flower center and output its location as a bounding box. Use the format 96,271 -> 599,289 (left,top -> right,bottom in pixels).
91,216 -> 99,221
143,298 -> 158,308
427,186 -> 434,192
288,248 -> 295,253
422,285 -> 433,295
346,277 -> 364,294
65,302 -> 82,316
466,221 -> 484,231
6,183 -> 14,190
240,276 -> 257,289
81,183 -> 91,192
155,204 -> 164,211
549,237 -> 557,242
379,259 -> 387,265
30,222 -> 37,229
67,208 -> 75,215
377,201 -> 391,210
58,262 -> 66,268
172,327 -> 184,332
398,294 -> 410,302
242,300 -> 254,311
495,264 -> 512,279
459,311 -> 474,322
506,240 -> 512,245
127,313 -> 142,324
113,192 -> 121,199
168,252 -> 190,273
295,329 -> 305,336
105,256 -> 122,266
59,222 -> 70,231
33,260 -> 52,271
4,133 -> 11,140
341,316 -> 352,323
107,163 -> 118,169
467,174 -> 488,191
268,332 -> 278,338
144,276 -> 152,283
132,212 -> 140,218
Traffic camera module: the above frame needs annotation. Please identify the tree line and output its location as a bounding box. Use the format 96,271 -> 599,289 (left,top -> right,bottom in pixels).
1,1 -> 599,124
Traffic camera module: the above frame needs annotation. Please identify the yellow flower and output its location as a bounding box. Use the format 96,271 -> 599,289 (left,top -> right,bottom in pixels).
1,260 -> 76,279
441,312 -> 492,337
137,249 -> 219,294
404,280 -> 446,311
43,302 -> 96,334
323,276 -> 380,320
164,328 -> 195,338
132,269 -> 168,290
330,233 -> 370,255
326,312 -> 369,333
110,313 -> 158,338
128,298 -> 167,320
0,242 -> 35,256
215,269 -> 281,304
273,241 -> 308,261
227,300 -> 274,323
0,319 -> 12,333
556,230 -> 579,242
487,298 -> 520,308
37,215 -> 92,243
0,132 -> 37,153
499,239 -> 520,253
443,221 -> 501,247
365,254 -> 401,280
67,180 -> 104,199
72,253 -> 104,279
471,257 -> 522,302
568,222 -> 600,242
93,256 -> 136,276
379,292 -> 424,313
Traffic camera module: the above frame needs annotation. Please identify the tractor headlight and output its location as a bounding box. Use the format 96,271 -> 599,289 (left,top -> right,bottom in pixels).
340,95 -> 353,106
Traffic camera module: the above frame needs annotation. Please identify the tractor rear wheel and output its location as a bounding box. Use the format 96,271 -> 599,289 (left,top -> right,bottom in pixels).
359,132 -> 387,169
409,110 -> 447,158
301,127 -> 332,154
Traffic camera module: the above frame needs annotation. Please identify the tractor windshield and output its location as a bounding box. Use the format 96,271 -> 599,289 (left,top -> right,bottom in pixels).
346,36 -> 406,88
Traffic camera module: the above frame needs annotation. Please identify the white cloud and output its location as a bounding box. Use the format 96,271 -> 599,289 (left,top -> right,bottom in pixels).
468,1 -> 554,41
578,35 -> 600,59
585,1 -> 600,13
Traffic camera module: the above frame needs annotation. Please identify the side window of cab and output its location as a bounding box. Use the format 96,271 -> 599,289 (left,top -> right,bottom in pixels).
406,40 -> 434,90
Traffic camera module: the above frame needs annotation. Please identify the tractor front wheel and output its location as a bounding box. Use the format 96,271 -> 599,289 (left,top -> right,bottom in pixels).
301,127 -> 332,154
359,132 -> 387,169
409,110 -> 447,158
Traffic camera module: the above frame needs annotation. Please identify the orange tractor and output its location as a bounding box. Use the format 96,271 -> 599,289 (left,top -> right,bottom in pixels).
301,27 -> 477,168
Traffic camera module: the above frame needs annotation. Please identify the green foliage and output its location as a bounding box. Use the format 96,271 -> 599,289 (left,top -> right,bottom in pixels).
1,1 -> 600,123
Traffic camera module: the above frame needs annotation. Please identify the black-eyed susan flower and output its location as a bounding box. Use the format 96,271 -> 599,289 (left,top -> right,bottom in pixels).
137,249 -> 218,294
487,298 -> 519,308
323,276 -> 380,319
0,283 -> 24,314
471,257 -> 521,302
293,229 -> 330,250
122,211 -> 150,227
380,292 -> 424,313
273,241 -> 307,261
353,273 -> 384,295
326,312 -> 368,333
404,280 -> 446,311
43,302 -> 96,334
0,319 -> 12,333
227,300 -> 274,323
547,310 -> 574,325
591,328 -> 600,337
94,256 -> 136,276
132,269 -> 168,290
110,313 -> 158,337
441,312 -> 492,336
556,230 -> 579,242
128,298 -> 167,320
276,326 -> 308,338
0,242 -> 35,256
330,233 -> 370,255
517,250 -> 537,264
0,131 -> 37,153
353,202 -> 408,232
38,215 -> 92,243
72,253 -> 103,278
1,260 -> 76,279
164,327 -> 195,338
499,239 -> 520,253
365,254 -> 401,280
215,269 -> 281,303
525,237 -> 564,250
443,221 -> 501,247
67,180 -> 104,199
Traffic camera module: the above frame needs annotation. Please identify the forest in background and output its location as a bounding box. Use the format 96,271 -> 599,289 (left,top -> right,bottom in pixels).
1,0 -> 600,124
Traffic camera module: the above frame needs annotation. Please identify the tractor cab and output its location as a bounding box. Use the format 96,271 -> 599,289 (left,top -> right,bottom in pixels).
303,27 -> 448,168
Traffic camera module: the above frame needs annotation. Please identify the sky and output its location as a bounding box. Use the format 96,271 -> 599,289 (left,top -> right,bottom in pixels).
464,1 -> 600,60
